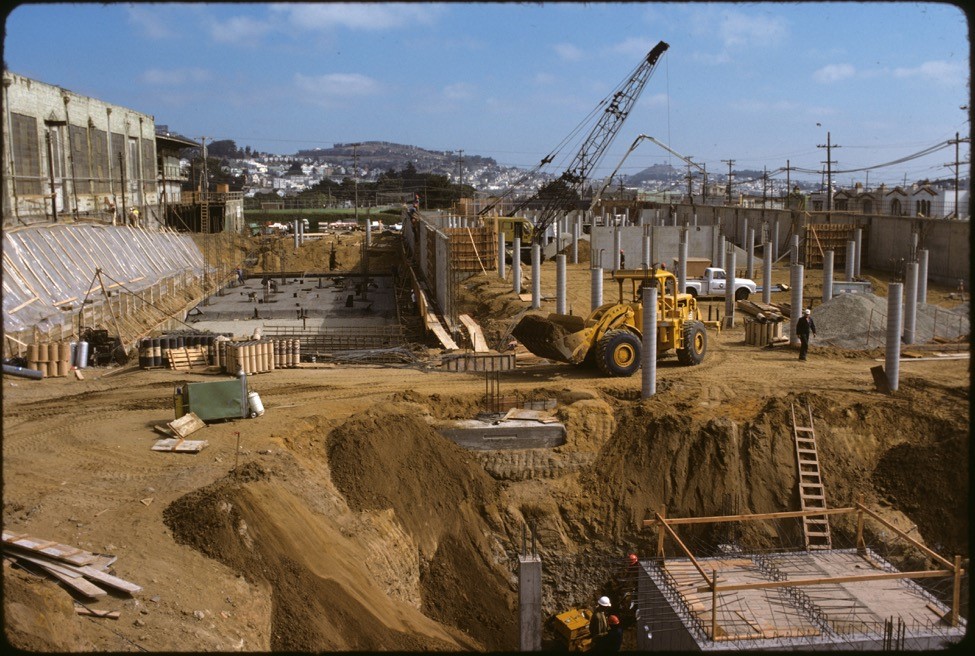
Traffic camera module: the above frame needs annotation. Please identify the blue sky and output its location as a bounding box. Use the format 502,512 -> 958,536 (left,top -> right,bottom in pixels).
3,2 -> 970,185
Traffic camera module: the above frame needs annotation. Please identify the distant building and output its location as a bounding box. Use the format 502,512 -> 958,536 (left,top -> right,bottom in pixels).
2,70 -> 244,232
810,182 -> 969,219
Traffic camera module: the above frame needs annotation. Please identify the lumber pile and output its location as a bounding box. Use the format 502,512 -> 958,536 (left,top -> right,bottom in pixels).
2,531 -> 141,602
168,346 -> 208,371
736,299 -> 787,323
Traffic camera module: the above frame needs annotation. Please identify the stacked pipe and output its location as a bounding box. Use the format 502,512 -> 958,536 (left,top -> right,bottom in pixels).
26,341 -> 73,378
138,334 -> 220,369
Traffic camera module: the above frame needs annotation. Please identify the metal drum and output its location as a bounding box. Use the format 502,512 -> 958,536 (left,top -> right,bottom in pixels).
75,341 -> 90,369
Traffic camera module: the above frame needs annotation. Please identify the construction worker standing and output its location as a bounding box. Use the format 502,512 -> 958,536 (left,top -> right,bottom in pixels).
589,595 -> 612,645
601,615 -> 623,653
796,308 -> 817,361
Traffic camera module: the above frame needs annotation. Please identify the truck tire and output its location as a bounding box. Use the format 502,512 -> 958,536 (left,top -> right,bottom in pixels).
735,287 -> 750,301
676,321 -> 707,366
686,287 -> 698,298
595,329 -> 641,377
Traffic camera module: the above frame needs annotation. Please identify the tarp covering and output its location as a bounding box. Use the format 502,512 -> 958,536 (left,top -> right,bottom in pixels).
3,224 -> 203,335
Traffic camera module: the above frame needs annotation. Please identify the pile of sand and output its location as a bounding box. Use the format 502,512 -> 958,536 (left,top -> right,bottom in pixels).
813,293 -> 969,349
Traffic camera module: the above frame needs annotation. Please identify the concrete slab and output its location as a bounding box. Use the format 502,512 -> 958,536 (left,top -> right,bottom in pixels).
439,419 -> 566,451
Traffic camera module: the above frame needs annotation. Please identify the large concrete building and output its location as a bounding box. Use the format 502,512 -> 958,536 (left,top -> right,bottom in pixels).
2,71 -> 243,233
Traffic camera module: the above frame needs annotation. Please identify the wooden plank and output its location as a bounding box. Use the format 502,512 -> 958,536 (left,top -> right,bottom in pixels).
151,438 -> 208,453
9,296 -> 39,313
459,314 -> 490,352
43,567 -> 107,598
74,605 -> 120,619
2,532 -> 96,566
643,506 -> 855,527
167,412 -> 205,438
76,565 -> 142,594
424,314 -> 459,350
11,552 -> 84,578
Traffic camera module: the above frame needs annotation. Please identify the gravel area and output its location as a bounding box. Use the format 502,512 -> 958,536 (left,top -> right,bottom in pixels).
813,293 -> 969,349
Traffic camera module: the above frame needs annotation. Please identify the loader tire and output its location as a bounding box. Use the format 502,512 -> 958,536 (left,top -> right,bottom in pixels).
596,329 -> 641,377
676,320 -> 707,366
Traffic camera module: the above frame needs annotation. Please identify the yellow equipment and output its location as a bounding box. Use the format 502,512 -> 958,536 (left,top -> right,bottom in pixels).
550,608 -> 593,652
491,216 -> 535,244
512,269 -> 714,377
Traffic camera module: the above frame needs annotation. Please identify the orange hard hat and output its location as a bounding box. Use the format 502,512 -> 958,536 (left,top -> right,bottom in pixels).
628,553 -> 638,564
609,615 -> 620,625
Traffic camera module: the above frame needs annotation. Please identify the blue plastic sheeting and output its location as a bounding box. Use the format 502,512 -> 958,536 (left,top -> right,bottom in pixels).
3,224 -> 203,335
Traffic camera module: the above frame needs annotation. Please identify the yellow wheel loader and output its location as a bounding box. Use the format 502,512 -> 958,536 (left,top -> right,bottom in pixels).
512,269 -> 715,377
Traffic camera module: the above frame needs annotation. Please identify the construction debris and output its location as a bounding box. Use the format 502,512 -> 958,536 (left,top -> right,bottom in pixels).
151,438 -> 209,453
2,531 -> 141,599
166,412 -> 205,439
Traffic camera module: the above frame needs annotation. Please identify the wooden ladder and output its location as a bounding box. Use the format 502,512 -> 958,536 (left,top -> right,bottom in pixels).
791,402 -> 832,550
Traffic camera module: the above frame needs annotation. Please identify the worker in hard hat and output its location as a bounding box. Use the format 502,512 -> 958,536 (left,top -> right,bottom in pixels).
589,595 -> 612,645
600,615 -> 623,653
796,307 -> 817,361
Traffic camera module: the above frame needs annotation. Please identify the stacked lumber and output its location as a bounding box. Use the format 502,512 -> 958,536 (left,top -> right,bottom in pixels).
736,300 -> 787,323
167,346 -> 208,371
2,531 -> 141,601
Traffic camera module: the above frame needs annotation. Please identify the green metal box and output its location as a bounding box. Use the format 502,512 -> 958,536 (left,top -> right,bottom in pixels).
175,378 -> 247,421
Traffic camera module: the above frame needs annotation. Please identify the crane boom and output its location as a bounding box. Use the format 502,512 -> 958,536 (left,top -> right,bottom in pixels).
592,134 -> 706,209
480,41 -> 669,243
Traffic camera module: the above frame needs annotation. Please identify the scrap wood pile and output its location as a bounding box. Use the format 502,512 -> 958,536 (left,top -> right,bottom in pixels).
2,531 -> 141,612
736,299 -> 791,322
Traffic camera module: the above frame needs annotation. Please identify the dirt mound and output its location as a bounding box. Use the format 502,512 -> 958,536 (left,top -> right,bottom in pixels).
246,232 -> 399,274
163,461 -> 476,651
326,403 -> 518,650
2,562 -> 95,651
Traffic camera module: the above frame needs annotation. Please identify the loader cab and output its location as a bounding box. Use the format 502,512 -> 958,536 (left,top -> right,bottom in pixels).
492,216 -> 535,244
612,268 -> 698,320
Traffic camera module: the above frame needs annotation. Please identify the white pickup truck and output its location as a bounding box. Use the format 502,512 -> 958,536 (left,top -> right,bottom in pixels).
684,267 -> 757,301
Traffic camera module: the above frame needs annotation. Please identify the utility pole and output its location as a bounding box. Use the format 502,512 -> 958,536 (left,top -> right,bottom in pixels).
685,163 -> 694,201
762,166 -> 768,209
200,136 -> 210,303
945,132 -> 968,218
785,159 -> 791,196
702,162 -> 708,204
351,143 -> 360,224
817,131 -> 840,211
457,149 -> 464,189
722,159 -> 735,205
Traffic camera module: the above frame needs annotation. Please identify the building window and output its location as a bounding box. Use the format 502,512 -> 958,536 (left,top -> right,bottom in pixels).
915,199 -> 931,217
70,124 -> 91,194
890,199 -> 902,216
836,199 -> 848,211
812,200 -> 823,211
10,113 -> 42,194
862,200 -> 873,214
90,129 -> 110,193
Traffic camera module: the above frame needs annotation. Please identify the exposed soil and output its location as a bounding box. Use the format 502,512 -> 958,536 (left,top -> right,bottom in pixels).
2,232 -> 970,651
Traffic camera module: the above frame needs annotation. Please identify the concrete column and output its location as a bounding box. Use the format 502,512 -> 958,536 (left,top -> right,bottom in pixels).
531,243 -> 541,309
613,227 -> 622,271
790,234 -> 799,267
724,249 -> 736,327
293,221 -> 299,249
572,218 -> 580,265
512,236 -> 522,295
918,249 -> 929,305
746,228 -> 755,279
642,286 -> 657,399
639,209 -> 647,227
822,250 -> 834,302
789,265 -> 804,346
772,221 -> 780,261
642,231 -> 651,269
854,227 -> 862,277
903,261 -> 918,345
519,554 -> 542,651
717,235 -> 726,270
886,283 -> 903,392
742,218 -> 749,248
498,229 -> 506,280
677,234 -> 688,294
556,254 -> 567,315
845,240 -> 856,281
365,214 -> 372,247
591,267 -> 603,311
655,209 -> 660,226
693,212 -> 698,227
762,243 -> 773,305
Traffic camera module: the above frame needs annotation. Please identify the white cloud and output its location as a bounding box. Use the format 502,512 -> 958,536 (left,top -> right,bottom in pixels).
533,72 -> 556,86
141,68 -> 212,86
209,15 -> 272,43
442,82 -> 475,101
638,92 -> 669,108
729,99 -> 799,113
126,6 -> 177,40
554,43 -> 585,62
690,51 -> 731,65
294,72 -> 381,107
893,60 -> 966,87
609,37 -> 654,60
272,3 -> 442,31
813,64 -> 856,83
717,9 -> 788,48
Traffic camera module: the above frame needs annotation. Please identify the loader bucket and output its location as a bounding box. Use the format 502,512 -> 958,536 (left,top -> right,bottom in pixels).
512,313 -> 590,364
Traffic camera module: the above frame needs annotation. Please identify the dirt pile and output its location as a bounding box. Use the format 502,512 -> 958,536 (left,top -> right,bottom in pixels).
326,403 -> 518,650
814,292 -> 969,348
163,460 -> 477,651
245,232 -> 398,275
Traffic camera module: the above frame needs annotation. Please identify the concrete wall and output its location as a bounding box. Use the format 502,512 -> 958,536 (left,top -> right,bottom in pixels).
2,71 -> 161,228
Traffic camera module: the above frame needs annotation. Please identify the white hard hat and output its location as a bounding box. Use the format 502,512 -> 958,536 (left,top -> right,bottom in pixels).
804,308 -> 811,315
598,596 -> 611,607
